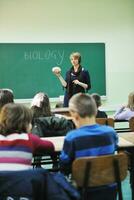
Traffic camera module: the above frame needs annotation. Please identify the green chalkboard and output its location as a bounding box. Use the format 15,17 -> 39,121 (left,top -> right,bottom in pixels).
0,43 -> 106,99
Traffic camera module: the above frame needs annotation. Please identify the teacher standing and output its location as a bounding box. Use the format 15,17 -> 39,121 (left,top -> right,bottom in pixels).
53,52 -> 91,107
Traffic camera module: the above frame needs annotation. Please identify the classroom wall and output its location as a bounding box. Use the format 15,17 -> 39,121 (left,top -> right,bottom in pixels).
0,0 -> 134,110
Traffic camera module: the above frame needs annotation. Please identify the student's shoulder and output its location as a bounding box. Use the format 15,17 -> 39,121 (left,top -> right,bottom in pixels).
100,124 -> 115,133
28,132 -> 40,140
65,129 -> 79,141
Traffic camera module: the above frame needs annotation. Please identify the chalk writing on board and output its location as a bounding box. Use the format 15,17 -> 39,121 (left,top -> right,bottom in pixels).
24,50 -> 64,65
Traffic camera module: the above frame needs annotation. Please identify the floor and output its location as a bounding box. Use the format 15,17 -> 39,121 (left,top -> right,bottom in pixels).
122,172 -> 131,200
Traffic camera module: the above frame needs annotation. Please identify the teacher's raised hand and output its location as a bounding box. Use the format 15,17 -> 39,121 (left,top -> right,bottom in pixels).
52,66 -> 61,77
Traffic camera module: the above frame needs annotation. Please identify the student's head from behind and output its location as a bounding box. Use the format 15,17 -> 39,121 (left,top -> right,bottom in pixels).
70,52 -> 81,65
69,93 -> 97,128
0,89 -> 14,111
127,91 -> 134,111
31,92 -> 52,119
0,103 -> 32,136
91,93 -> 101,108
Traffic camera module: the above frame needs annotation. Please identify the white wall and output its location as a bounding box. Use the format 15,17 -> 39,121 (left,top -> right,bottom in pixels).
0,0 -> 134,109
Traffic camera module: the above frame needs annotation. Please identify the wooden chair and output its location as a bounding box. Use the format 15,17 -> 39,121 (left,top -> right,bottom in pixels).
96,117 -> 114,128
129,117 -> 134,131
72,153 -> 128,200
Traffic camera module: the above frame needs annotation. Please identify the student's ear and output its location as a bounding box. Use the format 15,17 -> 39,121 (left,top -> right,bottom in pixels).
74,112 -> 80,121
70,111 -> 80,127
70,111 -> 78,119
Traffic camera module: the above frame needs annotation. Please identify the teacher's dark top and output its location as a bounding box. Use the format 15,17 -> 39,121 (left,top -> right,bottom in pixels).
64,66 -> 91,107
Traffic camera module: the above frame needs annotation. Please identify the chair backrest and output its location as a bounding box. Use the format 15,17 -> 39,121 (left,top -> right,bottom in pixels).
72,153 -> 128,187
129,117 -> 134,131
96,118 -> 114,128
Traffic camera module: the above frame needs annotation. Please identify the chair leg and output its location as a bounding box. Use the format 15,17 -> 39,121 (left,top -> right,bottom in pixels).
130,152 -> 134,200
82,161 -> 91,200
113,159 -> 123,200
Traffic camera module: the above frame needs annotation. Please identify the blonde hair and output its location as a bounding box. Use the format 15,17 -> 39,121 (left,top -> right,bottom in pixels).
70,52 -> 81,64
127,92 -> 134,111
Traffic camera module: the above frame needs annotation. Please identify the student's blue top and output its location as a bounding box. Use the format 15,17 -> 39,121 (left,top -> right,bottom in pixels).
60,124 -> 118,174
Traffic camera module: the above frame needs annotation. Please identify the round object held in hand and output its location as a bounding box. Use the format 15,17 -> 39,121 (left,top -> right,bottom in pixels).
52,66 -> 61,74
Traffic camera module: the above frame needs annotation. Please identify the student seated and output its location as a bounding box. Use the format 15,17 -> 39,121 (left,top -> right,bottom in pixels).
31,92 -> 74,137
0,88 -> 14,111
0,103 -> 54,171
114,91 -> 134,120
60,93 -> 118,200
31,92 -> 52,119
91,93 -> 107,118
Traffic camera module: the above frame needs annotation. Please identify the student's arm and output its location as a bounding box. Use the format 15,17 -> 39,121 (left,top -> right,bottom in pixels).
28,133 -> 55,154
114,106 -> 127,120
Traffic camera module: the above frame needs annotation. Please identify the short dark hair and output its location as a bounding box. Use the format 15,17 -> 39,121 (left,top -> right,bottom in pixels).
0,103 -> 32,135
91,93 -> 101,108
0,89 -> 14,111
69,93 -> 97,118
